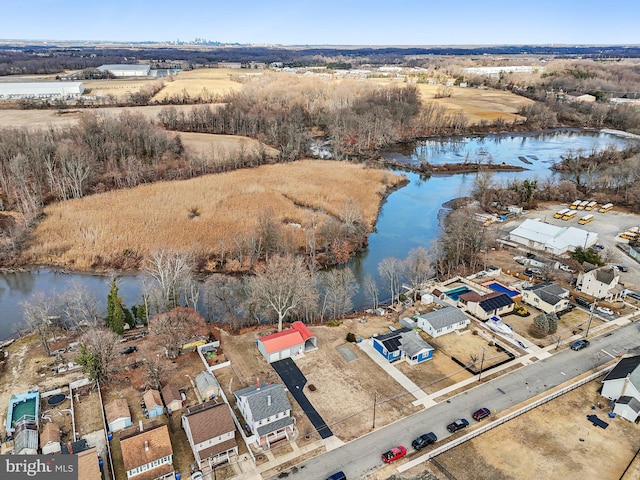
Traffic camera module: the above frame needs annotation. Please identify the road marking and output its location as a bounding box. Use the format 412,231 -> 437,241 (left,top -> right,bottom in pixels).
560,371 -> 566,375
601,349 -> 616,358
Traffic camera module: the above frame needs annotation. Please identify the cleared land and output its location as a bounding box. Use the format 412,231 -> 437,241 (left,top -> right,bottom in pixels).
179,131 -> 279,159
22,160 -> 404,270
82,77 -> 162,100
152,68 -> 245,101
432,379 -> 640,480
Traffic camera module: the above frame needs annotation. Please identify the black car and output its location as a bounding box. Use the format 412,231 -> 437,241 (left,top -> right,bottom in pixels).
574,297 -> 591,308
412,432 -> 437,450
570,340 -> 590,351
120,346 -> 138,355
446,418 -> 469,433
617,265 -> 628,272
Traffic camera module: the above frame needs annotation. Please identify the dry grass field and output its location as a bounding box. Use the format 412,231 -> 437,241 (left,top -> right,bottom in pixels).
82,78 -> 162,100
433,379 -> 640,480
179,131 -> 279,159
152,68 -> 245,102
22,160 -> 404,270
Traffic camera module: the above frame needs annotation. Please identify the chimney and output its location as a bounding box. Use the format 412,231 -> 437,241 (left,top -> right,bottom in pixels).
267,394 -> 272,406
256,378 -> 260,390
139,420 -> 143,432
144,440 -> 149,452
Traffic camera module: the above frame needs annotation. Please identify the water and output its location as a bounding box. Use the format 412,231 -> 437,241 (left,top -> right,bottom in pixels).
0,129 -> 635,339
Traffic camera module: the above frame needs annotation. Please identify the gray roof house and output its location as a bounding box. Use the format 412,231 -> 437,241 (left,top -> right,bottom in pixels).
234,382 -> 295,449
195,371 -> 220,402
614,396 -> 640,422
577,264 -> 620,300
522,282 -> 570,314
602,355 -> 640,422
417,304 -> 470,338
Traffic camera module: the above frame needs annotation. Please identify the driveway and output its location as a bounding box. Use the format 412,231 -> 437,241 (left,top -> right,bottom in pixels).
271,358 -> 333,439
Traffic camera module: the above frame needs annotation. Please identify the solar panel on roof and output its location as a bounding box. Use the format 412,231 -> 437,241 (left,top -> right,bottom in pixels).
479,294 -> 513,311
382,337 -> 402,352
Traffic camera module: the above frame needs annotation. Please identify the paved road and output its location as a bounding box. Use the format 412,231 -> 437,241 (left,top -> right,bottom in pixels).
268,321 -> 640,480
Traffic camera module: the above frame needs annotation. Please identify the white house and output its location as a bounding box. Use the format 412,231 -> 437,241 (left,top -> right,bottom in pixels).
577,264 -> 620,300
120,421 -> 173,479
601,355 -> 640,422
508,218 -> 598,255
458,291 -> 514,320
522,282 -> 570,314
234,382 -> 295,449
417,304 -> 470,338
97,64 -> 151,77
104,398 -> 132,432
182,400 -> 238,466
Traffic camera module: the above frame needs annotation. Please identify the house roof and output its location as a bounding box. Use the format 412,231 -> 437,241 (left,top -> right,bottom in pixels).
258,329 -> 305,354
400,331 -> 434,357
234,383 -> 291,422
375,327 -> 411,353
195,371 -> 218,394
479,292 -> 514,312
77,448 -> 102,480
419,306 -> 469,330
459,291 -> 483,303
595,267 -> 617,285
290,321 -> 315,341
121,423 -> 173,475
98,64 -> 151,72
183,401 -> 236,444
509,218 -> 597,252
603,355 -> 640,383
40,421 -> 60,447
255,416 -> 295,437
525,282 -> 568,306
197,437 -> 238,461
61,438 -> 89,454
161,384 -> 181,404
143,389 -> 163,410
105,398 -> 131,424
617,396 -> 640,413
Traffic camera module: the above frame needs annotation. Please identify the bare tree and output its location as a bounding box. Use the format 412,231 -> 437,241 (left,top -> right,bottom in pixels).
60,283 -> 101,332
202,275 -> 248,330
139,344 -> 171,390
403,247 -> 434,299
246,255 -> 318,332
320,268 -> 357,321
21,293 -> 59,355
76,328 -> 120,384
149,307 -> 204,358
363,274 -> 380,310
378,257 -> 404,306
143,250 -> 194,313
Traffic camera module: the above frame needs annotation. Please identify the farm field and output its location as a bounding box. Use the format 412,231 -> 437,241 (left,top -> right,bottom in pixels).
82,77 -> 162,100
152,68 -> 245,101
21,160 -> 404,270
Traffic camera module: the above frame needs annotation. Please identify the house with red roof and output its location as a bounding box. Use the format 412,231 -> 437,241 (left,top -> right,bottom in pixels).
257,321 -> 317,363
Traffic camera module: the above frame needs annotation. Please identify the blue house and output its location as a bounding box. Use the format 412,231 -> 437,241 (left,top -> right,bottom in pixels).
372,327 -> 434,365
142,389 -> 164,419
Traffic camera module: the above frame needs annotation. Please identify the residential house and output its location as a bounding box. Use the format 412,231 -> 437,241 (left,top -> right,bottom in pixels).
566,92 -> 596,103
195,371 -> 220,402
256,321 -> 317,363
143,390 -> 164,419
371,327 -> 434,365
77,448 -> 102,480
120,421 -> 173,480
40,421 -> 61,454
234,382 -> 295,449
458,291 -> 514,320
182,400 -> 238,466
601,355 -> 640,422
105,398 -> 132,432
417,304 -> 470,338
522,282 -> 570,314
161,384 -> 183,414
577,264 -> 620,300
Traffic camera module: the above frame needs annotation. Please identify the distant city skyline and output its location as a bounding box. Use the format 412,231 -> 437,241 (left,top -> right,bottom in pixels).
3,0 -> 640,46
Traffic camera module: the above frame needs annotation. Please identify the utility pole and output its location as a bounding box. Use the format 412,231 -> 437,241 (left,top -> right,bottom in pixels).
585,301 -> 597,338
478,347 -> 487,381
372,391 -> 378,430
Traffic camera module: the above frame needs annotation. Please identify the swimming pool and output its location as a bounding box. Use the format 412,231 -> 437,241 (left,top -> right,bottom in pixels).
483,281 -> 520,297
6,389 -> 39,434
445,286 -> 472,302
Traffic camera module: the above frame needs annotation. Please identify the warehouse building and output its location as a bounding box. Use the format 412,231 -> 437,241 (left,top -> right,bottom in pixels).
0,82 -> 84,100
97,64 -> 151,77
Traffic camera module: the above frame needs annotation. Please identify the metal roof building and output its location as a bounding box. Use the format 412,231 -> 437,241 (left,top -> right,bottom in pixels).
97,64 -> 151,77
0,81 -> 84,100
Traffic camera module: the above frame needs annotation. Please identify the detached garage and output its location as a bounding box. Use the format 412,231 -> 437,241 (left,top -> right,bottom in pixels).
257,322 -> 317,363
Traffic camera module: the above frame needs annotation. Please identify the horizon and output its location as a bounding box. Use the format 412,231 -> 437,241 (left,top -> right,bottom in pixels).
3,1 -> 640,46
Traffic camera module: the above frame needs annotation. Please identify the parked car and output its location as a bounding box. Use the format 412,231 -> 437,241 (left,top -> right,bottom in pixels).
472,408 -> 491,421
381,446 -> 407,463
570,340 -> 590,351
574,297 -> 591,308
617,265 -> 628,272
627,291 -> 640,301
412,432 -> 438,450
593,244 -> 604,252
326,471 -> 347,480
447,418 -> 469,433
120,346 -> 138,355
596,306 -> 614,316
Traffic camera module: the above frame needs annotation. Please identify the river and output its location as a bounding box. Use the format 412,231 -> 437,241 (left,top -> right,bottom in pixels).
0,129 -> 635,340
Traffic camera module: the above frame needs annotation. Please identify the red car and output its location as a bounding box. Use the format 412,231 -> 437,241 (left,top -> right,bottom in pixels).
381,446 -> 407,463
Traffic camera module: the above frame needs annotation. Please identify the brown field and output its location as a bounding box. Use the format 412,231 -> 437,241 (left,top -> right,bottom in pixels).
22,160 -> 404,270
179,131 -> 279,159
152,68 -> 245,101
434,379 -> 640,480
82,77 -> 163,100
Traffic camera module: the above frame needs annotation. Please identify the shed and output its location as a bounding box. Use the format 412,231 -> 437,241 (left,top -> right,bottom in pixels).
613,396 -> 640,422
256,321 -> 317,363
161,384 -> 183,413
143,389 -> 164,418
104,398 -> 132,432
40,421 -> 61,454
195,371 -> 219,401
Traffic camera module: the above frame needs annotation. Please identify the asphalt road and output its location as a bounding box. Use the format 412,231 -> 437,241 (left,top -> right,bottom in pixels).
268,321 -> 640,480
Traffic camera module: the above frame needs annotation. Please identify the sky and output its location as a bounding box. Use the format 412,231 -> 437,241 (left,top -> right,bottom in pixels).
2,0 -> 640,46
